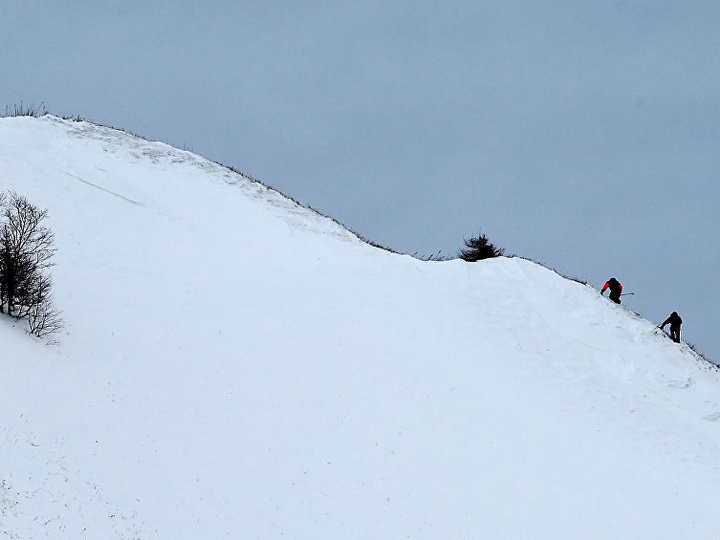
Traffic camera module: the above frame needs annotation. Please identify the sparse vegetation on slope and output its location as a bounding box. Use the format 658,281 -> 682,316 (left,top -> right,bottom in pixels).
0,191 -> 62,338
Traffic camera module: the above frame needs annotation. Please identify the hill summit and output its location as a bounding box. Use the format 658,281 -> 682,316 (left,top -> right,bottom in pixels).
1,115 -> 719,539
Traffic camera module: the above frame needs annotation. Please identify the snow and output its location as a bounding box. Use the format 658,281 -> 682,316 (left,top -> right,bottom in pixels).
1,115 -> 719,539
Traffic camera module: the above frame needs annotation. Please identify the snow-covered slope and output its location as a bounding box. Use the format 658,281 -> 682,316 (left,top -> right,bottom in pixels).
1,116 -> 719,540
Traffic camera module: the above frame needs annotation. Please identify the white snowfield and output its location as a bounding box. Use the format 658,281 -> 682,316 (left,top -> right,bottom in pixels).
0,116 -> 718,539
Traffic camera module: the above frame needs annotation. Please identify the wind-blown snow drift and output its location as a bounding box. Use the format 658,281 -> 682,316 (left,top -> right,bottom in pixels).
1,116 -> 719,539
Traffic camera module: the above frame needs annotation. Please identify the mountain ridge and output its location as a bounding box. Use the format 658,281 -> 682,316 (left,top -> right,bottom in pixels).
1,115 -> 719,539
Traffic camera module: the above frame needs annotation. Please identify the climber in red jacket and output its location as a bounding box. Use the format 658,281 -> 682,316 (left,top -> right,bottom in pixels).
600,278 -> 623,304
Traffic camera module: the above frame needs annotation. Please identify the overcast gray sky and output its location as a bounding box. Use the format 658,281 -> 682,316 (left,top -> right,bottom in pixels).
3,0 -> 719,362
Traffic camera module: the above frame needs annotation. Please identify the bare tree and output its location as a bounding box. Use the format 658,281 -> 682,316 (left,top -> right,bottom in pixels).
27,291 -> 64,338
0,192 -> 61,336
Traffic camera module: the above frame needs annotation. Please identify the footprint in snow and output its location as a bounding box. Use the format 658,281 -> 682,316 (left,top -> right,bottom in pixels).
702,412 -> 720,422
666,378 -> 693,389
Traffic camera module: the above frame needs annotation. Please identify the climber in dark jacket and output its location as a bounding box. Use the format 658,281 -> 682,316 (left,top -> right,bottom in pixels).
659,311 -> 682,343
600,278 -> 623,304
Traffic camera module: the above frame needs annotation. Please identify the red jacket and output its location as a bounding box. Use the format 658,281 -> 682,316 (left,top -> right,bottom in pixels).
601,279 -> 622,294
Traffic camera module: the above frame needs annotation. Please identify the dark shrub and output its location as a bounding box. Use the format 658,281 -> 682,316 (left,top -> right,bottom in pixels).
0,191 -> 62,337
459,231 -> 504,262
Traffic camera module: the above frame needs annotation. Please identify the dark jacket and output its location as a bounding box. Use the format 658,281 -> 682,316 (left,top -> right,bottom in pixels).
601,278 -> 622,295
661,312 -> 682,330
